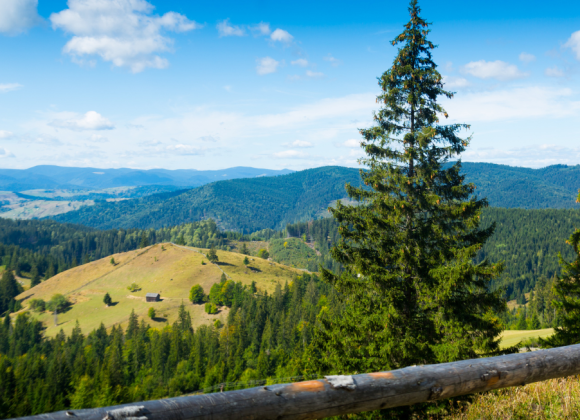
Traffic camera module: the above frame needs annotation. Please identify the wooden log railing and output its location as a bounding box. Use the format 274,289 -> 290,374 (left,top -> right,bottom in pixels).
13,344 -> 580,420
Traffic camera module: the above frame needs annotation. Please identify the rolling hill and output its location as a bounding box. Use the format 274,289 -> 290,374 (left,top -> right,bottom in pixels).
16,242 -> 305,337
50,163 -> 580,231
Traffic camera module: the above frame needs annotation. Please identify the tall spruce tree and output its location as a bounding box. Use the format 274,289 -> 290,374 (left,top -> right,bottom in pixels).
309,0 -> 507,374
541,190 -> 580,347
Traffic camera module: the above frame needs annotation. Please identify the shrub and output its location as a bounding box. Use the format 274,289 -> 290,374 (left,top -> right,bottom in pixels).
189,285 -> 205,304
148,307 -> 156,319
127,283 -> 140,292
47,294 -> 70,312
204,302 -> 217,314
29,298 -> 46,313
257,248 -> 269,259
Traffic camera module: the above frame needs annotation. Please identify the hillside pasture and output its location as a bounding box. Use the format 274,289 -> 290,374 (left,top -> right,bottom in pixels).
16,243 -> 302,337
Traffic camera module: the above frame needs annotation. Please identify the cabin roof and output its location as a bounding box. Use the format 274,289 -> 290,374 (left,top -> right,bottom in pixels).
146,293 -> 160,298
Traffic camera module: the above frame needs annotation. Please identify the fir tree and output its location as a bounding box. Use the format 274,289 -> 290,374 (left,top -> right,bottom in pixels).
541,190 -> 580,347
240,242 -> 249,255
103,293 -> 112,306
207,246 -> 219,263
309,0 -> 507,375
0,270 -> 20,314
30,264 -> 41,288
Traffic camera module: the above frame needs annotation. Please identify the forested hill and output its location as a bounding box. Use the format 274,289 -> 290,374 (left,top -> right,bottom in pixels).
50,163 -> 580,231
51,166 -> 363,231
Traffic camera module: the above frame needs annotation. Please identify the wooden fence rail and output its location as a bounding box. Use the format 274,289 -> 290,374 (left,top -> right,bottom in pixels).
13,344 -> 580,420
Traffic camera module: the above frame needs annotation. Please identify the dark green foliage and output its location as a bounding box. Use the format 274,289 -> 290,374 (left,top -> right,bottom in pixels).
243,256 -> 249,266
240,243 -> 249,255
206,247 -> 218,263
257,249 -> 269,259
189,285 -> 204,304
0,275 -> 329,417
309,0 -> 507,377
139,233 -> 149,249
30,264 -> 40,288
103,293 -> 112,306
28,298 -> 46,312
541,191 -> 580,347
0,270 -> 21,315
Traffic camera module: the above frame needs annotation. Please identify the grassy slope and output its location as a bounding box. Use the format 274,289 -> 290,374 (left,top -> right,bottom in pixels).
16,243 -> 303,337
499,328 -> 554,349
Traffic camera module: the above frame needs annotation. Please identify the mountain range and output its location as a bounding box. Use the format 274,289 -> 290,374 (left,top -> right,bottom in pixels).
50,163 -> 580,231
0,166 -> 293,191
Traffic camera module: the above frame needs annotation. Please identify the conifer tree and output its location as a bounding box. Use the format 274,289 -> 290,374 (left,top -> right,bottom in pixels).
541,190 -> 580,347
30,264 -> 40,288
309,0 -> 507,374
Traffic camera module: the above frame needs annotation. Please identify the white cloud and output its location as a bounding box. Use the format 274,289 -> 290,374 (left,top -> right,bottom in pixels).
0,83 -> 22,93
270,28 -> 293,43
462,144 -> 580,168
442,76 -> 470,89
0,148 -> 15,158
444,86 -> 580,122
256,57 -> 279,75
165,144 -> 205,155
50,111 -> 115,131
250,22 -> 270,36
564,30 -> 580,60
462,60 -> 528,81
545,66 -> 565,78
273,150 -> 309,159
0,130 -> 13,139
323,54 -> 341,66
89,134 -> 108,142
285,140 -> 312,148
306,70 -> 324,78
519,52 -> 536,63
217,19 -> 244,37
342,139 -> 360,148
0,0 -> 41,35
291,59 -> 308,67
50,0 -> 198,73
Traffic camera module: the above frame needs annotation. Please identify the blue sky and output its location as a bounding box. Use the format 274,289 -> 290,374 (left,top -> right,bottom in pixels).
1,0 -> 580,170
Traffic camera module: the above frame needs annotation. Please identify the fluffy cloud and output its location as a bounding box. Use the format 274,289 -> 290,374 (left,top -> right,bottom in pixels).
270,28 -> 293,43
564,30 -> 580,59
291,59 -> 308,67
273,150 -> 309,159
0,148 -> 15,158
462,144 -> 580,168
250,22 -> 271,36
285,140 -> 312,148
0,130 -> 13,139
256,57 -> 279,75
165,144 -> 205,155
545,66 -> 565,78
462,60 -> 528,81
444,86 -> 580,122
217,19 -> 244,37
50,0 -> 198,73
342,139 -> 360,148
50,111 -> 115,131
519,52 -> 536,63
0,0 -> 41,35
442,76 -> 470,89
0,83 -> 22,93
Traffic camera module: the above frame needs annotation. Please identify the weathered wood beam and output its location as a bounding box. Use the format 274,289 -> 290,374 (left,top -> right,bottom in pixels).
13,344 -> 580,420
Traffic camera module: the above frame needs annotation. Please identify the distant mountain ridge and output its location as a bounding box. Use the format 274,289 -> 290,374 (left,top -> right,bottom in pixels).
0,165 -> 294,191
50,163 -> 580,232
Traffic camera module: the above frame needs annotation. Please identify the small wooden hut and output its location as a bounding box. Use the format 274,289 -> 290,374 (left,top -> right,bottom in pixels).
146,293 -> 160,302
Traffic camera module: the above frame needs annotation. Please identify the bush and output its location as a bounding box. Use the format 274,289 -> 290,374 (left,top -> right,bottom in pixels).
47,294 -> 70,312
148,307 -> 156,319
189,285 -> 205,304
207,247 -> 219,263
204,302 -> 217,314
127,283 -> 140,292
257,248 -> 269,259
29,298 -> 46,312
